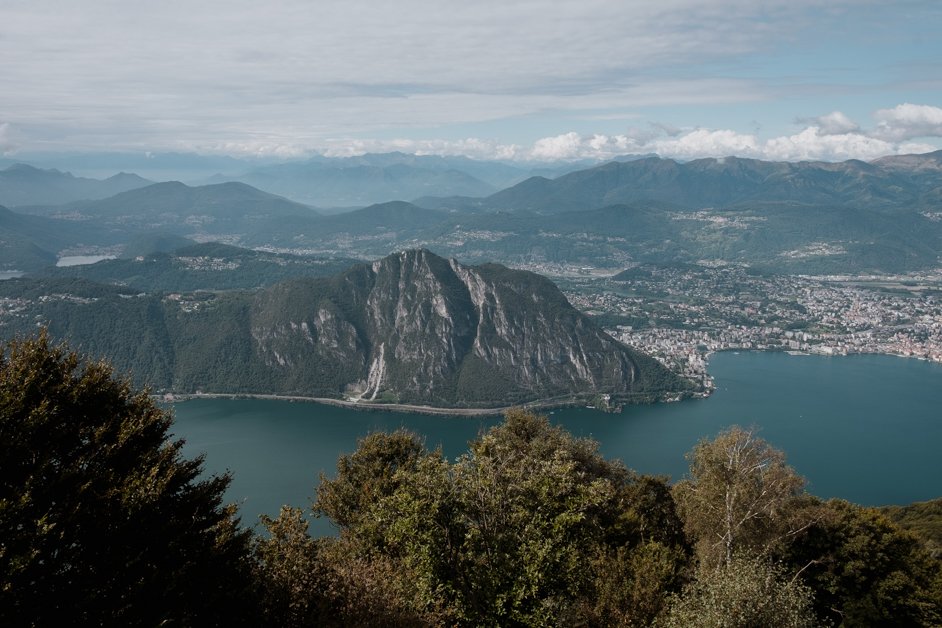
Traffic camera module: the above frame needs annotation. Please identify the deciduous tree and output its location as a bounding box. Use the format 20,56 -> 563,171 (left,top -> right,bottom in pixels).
673,425 -> 805,568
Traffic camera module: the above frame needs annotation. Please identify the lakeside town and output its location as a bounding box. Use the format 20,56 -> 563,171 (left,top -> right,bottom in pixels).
558,263 -> 942,392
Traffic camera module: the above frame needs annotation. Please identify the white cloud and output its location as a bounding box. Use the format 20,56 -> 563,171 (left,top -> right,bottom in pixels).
650,129 -> 763,160
529,132 -> 586,161
306,117 -> 941,164
529,132 -> 655,161
873,104 -> 942,141
506,105 -> 942,163
763,128 -> 897,161
801,111 -> 860,135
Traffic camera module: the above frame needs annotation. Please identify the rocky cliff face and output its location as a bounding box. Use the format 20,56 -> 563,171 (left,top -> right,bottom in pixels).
249,249 -> 687,406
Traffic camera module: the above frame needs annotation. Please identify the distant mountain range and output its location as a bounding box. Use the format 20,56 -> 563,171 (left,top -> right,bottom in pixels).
16,181 -> 320,251
2,249 -> 690,407
0,203 -> 128,270
24,180 -> 317,222
418,151 -> 942,213
352,152 -> 942,273
3,151 -> 942,274
200,151 -> 601,208
0,180 -> 324,270
0,163 -> 151,207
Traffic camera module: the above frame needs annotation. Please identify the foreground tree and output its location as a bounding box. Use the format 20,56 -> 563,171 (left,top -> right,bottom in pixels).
779,499 -> 942,626
305,409 -> 691,626
674,427 -> 942,625
673,425 -> 806,567
254,507 -> 326,626
262,414 -> 942,626
0,332 -> 255,626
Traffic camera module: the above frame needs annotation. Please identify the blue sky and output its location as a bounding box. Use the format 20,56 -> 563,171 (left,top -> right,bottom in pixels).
1,0 -> 941,162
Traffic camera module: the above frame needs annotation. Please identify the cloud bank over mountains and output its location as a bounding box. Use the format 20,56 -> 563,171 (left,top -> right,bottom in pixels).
314,104 -> 941,163
2,103 -> 939,164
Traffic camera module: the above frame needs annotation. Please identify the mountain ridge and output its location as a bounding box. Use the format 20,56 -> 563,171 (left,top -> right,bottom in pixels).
6,249 -> 692,408
475,154 -> 939,214
0,163 -> 152,207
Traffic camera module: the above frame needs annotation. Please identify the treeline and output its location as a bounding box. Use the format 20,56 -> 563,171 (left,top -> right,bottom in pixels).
1,334 -> 940,626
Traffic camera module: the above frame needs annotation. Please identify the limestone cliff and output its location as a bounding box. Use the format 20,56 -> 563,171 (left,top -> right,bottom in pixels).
248,249 -> 689,406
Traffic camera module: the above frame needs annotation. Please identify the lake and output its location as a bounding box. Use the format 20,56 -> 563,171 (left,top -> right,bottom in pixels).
171,351 -> 942,535
56,255 -> 116,267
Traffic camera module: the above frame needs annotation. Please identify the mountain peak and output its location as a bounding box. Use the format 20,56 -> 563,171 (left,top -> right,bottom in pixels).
104,171 -> 149,184
247,250 -> 691,406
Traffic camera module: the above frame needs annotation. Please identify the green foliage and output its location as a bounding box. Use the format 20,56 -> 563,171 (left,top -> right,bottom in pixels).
0,331 -> 255,626
880,497 -> 942,557
254,507 -> 333,627
254,504 -> 443,627
308,409 -> 692,626
671,428 -> 942,626
452,410 -> 626,624
658,556 -> 819,628
585,540 -> 689,627
779,499 -> 942,627
316,430 -> 429,532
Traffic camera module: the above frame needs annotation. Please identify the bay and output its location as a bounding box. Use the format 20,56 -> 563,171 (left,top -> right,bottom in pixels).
171,351 -> 942,535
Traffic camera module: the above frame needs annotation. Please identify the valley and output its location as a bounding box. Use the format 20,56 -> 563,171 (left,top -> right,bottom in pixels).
3,151 -> 942,409
4,151 -> 942,275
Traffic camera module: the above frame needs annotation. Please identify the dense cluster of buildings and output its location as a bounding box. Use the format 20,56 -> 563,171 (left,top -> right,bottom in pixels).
562,265 -> 942,391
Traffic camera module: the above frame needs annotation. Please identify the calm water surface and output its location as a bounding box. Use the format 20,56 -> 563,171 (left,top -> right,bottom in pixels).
172,352 -> 942,535
56,255 -> 116,267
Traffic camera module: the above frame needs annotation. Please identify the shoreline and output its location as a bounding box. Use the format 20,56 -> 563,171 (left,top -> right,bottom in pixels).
160,392 -> 551,417
155,349 -> 940,416
157,390 -> 688,417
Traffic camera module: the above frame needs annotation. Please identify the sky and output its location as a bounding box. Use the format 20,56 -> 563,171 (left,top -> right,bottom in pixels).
2,0 -> 942,163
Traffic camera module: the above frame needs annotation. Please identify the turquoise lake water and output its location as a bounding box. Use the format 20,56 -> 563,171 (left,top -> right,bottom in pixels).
171,351 -> 942,535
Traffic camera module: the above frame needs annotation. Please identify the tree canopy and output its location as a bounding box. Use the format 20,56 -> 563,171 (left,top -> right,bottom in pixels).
2,331 -> 940,626
280,408 -> 691,626
260,416 -> 941,627
0,331 -> 255,626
